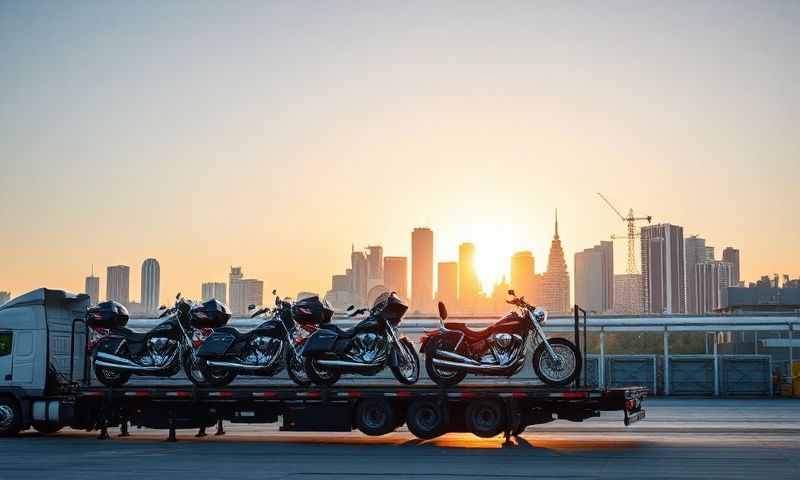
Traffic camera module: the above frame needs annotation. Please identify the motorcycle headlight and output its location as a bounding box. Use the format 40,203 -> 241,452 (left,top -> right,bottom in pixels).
533,308 -> 547,324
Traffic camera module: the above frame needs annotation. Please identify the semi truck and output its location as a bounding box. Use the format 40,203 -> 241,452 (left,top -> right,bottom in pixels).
0,288 -> 646,442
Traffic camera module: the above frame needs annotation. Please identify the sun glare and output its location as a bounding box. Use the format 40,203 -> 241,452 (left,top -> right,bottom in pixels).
469,227 -> 515,294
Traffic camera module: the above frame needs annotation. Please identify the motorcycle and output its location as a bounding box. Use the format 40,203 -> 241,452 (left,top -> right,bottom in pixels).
195,291 -> 332,387
419,289 -> 581,386
302,291 -> 420,386
88,293 -> 231,387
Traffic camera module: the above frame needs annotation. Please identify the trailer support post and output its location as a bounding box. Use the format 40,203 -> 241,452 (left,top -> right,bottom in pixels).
166,410 -> 177,442
118,419 -> 130,437
196,425 -> 207,437
215,418 -> 225,436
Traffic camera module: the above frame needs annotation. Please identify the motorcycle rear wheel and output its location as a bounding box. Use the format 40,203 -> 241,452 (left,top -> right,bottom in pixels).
304,356 -> 341,386
195,358 -> 238,387
92,352 -> 132,387
532,337 -> 581,386
424,341 -> 468,386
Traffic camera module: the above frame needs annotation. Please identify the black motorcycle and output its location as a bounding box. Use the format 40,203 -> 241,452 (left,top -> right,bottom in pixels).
302,291 -> 419,386
195,292 -> 333,387
419,289 -> 581,386
89,293 -> 230,387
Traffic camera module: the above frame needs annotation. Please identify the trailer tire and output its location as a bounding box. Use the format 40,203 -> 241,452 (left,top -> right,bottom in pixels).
354,399 -> 396,436
0,397 -> 22,437
406,399 -> 446,440
465,399 -> 506,438
32,422 -> 63,434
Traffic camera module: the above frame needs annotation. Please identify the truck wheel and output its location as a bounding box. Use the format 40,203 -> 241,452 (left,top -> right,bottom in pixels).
354,399 -> 396,436
304,356 -> 341,386
532,338 -> 581,386
0,397 -> 22,437
32,422 -> 63,434
465,399 -> 506,438
406,399 -> 446,440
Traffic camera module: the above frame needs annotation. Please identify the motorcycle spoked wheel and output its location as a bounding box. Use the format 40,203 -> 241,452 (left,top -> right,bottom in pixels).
92,350 -> 132,387
424,339 -> 468,387
193,356 -> 238,387
532,337 -> 581,386
286,347 -> 311,387
390,338 -> 420,385
303,356 -> 342,386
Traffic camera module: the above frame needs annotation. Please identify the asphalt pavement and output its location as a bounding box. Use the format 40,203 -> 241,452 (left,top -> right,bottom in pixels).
1,398 -> 798,480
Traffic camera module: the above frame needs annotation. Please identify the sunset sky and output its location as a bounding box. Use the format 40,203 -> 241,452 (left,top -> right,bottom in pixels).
1,2 -> 798,303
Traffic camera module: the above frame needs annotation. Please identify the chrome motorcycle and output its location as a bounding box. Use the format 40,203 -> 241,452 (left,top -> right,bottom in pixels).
419,289 -> 581,386
89,293 -> 230,387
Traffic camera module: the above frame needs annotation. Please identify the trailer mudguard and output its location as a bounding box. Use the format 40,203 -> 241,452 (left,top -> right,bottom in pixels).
196,331 -> 237,357
301,329 -> 338,356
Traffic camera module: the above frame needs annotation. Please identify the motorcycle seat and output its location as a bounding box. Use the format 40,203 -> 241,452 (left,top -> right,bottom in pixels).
444,322 -> 492,340
214,326 -> 246,337
110,328 -> 147,343
319,323 -> 357,338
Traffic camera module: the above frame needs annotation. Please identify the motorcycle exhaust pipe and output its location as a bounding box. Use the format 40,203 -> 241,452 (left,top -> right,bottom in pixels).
205,359 -> 278,370
95,359 -> 170,372
95,350 -> 178,372
431,357 -> 518,373
433,350 -> 481,365
95,351 -> 143,368
316,359 -> 382,369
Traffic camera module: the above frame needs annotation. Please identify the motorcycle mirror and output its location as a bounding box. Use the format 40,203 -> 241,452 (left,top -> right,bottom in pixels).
272,289 -> 277,295
158,305 -> 166,310
508,289 -> 515,296
346,305 -> 355,311
437,302 -> 448,321
176,292 -> 181,300
248,304 -> 257,311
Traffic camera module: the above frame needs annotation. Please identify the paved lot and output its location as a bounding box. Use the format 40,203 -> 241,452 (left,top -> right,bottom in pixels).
1,399 -> 798,480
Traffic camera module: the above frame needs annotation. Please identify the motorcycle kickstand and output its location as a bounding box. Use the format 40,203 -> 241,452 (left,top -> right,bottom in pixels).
215,418 -> 225,436
502,430 -> 515,447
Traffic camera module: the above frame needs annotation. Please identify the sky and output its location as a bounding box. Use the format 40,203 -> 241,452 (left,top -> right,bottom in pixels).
1,1 -> 798,304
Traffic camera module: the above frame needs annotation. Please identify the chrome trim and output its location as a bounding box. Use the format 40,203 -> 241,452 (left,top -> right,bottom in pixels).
431,357 -> 524,373
316,359 -> 382,368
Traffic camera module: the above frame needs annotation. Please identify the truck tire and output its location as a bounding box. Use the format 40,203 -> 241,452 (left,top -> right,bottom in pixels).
406,399 -> 447,440
465,399 -> 506,438
32,422 -> 63,434
354,399 -> 396,436
532,338 -> 581,386
0,397 -> 22,437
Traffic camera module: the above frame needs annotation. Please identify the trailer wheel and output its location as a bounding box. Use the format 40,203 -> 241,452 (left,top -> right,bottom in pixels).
354,399 -> 396,436
406,399 -> 446,440
32,422 -> 63,434
465,399 -> 506,438
0,397 -> 22,437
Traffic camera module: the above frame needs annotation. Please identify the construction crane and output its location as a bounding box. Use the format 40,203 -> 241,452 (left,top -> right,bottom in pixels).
597,193 -> 652,275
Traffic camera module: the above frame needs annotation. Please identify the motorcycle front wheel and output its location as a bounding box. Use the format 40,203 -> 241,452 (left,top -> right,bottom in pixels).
304,356 -> 341,386
532,337 -> 581,386
390,338 -> 420,385
286,348 -> 311,387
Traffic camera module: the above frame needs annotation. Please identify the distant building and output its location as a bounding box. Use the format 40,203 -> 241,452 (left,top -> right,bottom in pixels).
140,258 -> 160,314
201,282 -> 227,303
331,274 -> 350,293
722,247 -> 741,286
641,223 -> 685,314
574,241 -> 613,313
351,249 -> 368,304
85,273 -> 100,306
695,261 -> 732,314
0,291 -> 10,305
366,246 -> 383,282
542,211 -> 570,313
458,242 -> 481,311
228,267 -> 263,315
720,285 -> 800,313
411,228 -> 433,313
106,265 -> 130,305
510,251 -> 535,301
613,274 -> 643,314
383,256 -> 408,300
704,246 -> 715,262
436,262 -> 458,309
684,235 -> 707,314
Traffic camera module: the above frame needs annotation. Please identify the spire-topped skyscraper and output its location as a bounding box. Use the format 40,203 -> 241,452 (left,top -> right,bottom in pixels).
542,209 -> 571,313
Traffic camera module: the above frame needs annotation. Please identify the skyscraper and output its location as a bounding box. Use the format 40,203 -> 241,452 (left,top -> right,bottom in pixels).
641,223 -> 686,313
510,251 -> 535,301
141,258 -> 160,313
242,279 -> 264,311
684,235 -> 707,314
613,274 -> 643,314
542,211 -> 570,313
106,265 -> 130,305
695,261 -> 732,313
229,267 -> 262,315
723,247 -> 741,286
383,256 -> 408,299
458,242 -> 481,309
366,245 -> 383,282
574,241 -> 613,313
436,262 -> 458,309
201,282 -> 227,302
411,227 -> 433,313
85,271 -> 100,306
351,249 -> 368,304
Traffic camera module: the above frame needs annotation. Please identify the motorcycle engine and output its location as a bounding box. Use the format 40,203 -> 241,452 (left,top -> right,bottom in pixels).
140,337 -> 176,367
242,336 -> 283,366
348,333 -> 387,364
480,333 -> 523,366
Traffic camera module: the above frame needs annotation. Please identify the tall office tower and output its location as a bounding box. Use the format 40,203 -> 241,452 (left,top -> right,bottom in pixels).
350,249 -> 368,304
201,282 -> 227,302
722,247 -> 741,286
542,211 -> 571,313
695,261 -> 732,313
458,242 -> 481,310
383,256 -> 408,299
531,274 -> 545,306
436,262 -> 458,309
411,227 -> 433,313
684,235 -> 707,314
510,251 -> 535,300
641,223 -> 685,313
228,266 -> 245,315
84,269 -> 100,306
704,246 -> 715,262
106,265 -> 130,305
366,246 -> 383,281
331,275 -> 350,292
140,258 -> 160,313
613,274 -> 643,314
242,279 -> 264,311
574,241 -> 614,313
0,291 -> 10,305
